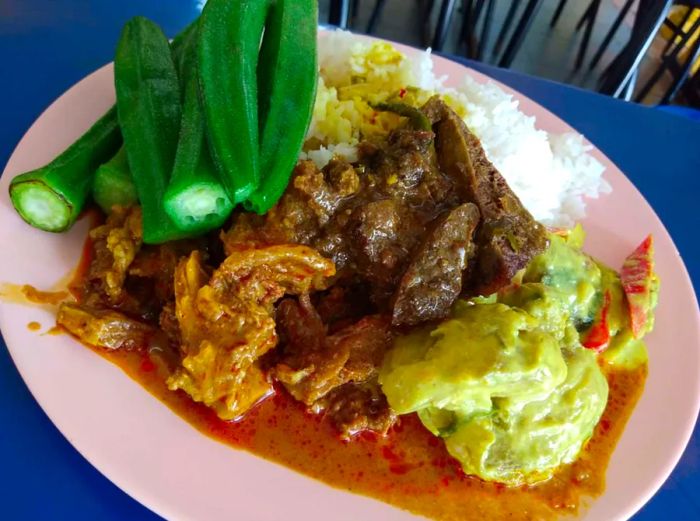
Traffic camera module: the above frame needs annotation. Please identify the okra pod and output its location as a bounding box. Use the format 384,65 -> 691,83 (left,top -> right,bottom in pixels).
114,16 -> 186,244
92,146 -> 138,213
246,0 -> 318,214
8,21 -> 196,233
198,0 -> 270,203
164,26 -> 233,233
9,105 -> 122,232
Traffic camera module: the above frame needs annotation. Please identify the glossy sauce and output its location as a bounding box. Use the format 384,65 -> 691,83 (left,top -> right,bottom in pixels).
86,342 -> 645,521
27,321 -> 41,331
63,220 -> 646,519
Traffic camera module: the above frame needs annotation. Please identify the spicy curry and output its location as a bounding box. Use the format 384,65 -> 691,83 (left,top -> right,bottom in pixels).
52,98 -> 656,520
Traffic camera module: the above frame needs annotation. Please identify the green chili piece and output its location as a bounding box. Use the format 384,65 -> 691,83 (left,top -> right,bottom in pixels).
92,146 -> 138,213
164,26 -> 233,233
198,0 -> 270,204
9,105 -> 122,232
370,101 -> 432,131
245,0 -> 318,214
115,16 -> 187,244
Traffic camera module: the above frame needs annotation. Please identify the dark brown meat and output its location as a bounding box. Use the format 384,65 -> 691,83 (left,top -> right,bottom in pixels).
392,202 -> 480,326
158,302 -> 181,349
226,126 -> 462,312
314,380 -> 397,439
273,297 -> 393,405
424,96 -> 548,295
223,159 -> 358,253
313,283 -> 374,333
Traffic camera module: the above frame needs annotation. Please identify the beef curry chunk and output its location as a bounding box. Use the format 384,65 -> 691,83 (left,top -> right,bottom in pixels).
70,90 -> 553,435
314,380 -> 397,439
423,96 -> 548,295
273,295 -> 395,435
392,202 -> 480,326
225,125 -> 463,311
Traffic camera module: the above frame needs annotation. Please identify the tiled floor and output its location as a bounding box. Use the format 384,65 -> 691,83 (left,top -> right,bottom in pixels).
319,0 -> 680,104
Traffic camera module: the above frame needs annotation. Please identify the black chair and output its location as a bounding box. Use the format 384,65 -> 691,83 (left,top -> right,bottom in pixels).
457,0 -> 499,60
364,0 -> 539,65
597,0 -> 674,99
491,0 -> 523,57
682,65 -> 700,106
597,0 -> 700,100
329,0 -> 353,29
365,0 -> 454,51
497,0 -> 545,67
589,1 -> 698,70
634,14 -> 700,102
550,0 -> 603,70
588,0 -> 637,70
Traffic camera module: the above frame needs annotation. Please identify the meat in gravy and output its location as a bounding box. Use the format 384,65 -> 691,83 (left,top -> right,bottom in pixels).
58,99 -> 546,438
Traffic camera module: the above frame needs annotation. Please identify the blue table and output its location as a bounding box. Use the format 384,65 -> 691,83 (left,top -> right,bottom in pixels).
1,2 -> 698,520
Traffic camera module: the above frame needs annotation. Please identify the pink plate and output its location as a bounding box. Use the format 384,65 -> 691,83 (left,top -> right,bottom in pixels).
0,32 -> 698,521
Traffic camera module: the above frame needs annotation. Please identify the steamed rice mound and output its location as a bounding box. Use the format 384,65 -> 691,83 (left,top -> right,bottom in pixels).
304,31 -> 610,227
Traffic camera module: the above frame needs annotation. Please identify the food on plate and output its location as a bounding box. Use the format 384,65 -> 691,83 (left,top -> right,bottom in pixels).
6,4 -> 659,520
380,229 -> 640,486
92,147 -> 138,213
164,22 -> 233,233
8,105 -> 121,232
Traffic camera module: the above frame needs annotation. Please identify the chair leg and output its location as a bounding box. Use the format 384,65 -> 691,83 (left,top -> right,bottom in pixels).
606,0 -> 673,99
476,0 -> 496,60
329,0 -> 350,29
576,0 -> 597,31
575,0 -> 601,69
634,57 -> 670,102
550,0 -> 569,28
493,0 -> 522,56
432,0 -> 459,51
459,0 -> 477,57
589,0 -> 635,70
622,67 -> 639,101
660,45 -> 700,103
421,0 -> 438,47
660,20 -> 700,103
350,0 -> 360,26
498,0 -> 545,67
633,12 -> 700,102
473,0 -> 487,20
366,0 -> 387,33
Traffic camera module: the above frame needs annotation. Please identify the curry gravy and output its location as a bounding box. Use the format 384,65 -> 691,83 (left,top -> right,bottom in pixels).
64,229 -> 647,519
87,342 -> 645,521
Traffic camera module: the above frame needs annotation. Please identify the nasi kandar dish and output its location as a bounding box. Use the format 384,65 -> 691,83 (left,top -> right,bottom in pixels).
7,1 -> 659,519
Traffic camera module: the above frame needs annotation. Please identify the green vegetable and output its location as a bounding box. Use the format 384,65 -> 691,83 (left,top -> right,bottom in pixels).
171,21 -> 198,84
380,292 -> 608,486
164,26 -> 233,232
370,101 -> 432,131
114,16 -> 187,244
8,20 -> 197,234
245,0 -> 318,214
9,105 -> 122,232
92,146 -> 138,213
198,0 -> 269,204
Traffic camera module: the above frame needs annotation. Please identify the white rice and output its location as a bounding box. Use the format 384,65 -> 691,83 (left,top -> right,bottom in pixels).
305,30 -> 610,228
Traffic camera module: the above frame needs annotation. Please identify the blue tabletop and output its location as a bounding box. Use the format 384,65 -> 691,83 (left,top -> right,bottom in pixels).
1,2 -> 699,520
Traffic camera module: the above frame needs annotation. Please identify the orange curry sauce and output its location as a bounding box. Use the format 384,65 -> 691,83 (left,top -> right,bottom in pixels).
69,237 -> 646,521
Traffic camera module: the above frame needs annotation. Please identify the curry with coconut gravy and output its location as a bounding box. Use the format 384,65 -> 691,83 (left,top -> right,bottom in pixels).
77,312 -> 646,520
48,98 -> 656,520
